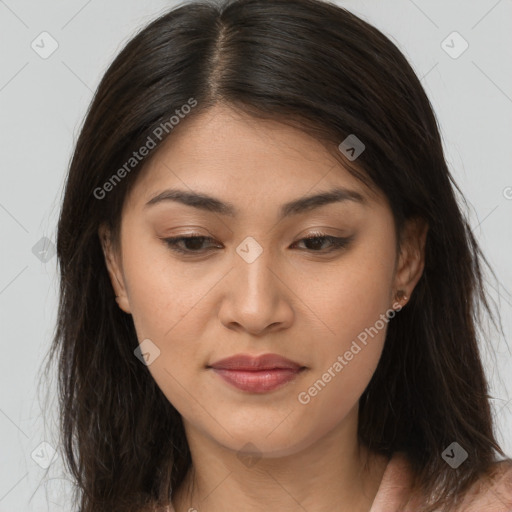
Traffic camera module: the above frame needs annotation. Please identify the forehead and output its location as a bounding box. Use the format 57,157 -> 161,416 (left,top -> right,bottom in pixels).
124,104 -> 382,212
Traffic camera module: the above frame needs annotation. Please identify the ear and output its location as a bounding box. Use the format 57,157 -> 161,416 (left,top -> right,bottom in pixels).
392,216 -> 428,307
98,223 -> 132,314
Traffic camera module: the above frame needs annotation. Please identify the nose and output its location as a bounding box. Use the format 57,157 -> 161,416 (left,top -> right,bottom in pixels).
217,242 -> 294,336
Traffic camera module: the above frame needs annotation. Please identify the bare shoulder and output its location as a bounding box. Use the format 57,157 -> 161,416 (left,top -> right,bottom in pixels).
455,459 -> 512,512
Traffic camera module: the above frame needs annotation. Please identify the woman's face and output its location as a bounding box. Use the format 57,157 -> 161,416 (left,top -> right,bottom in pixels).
101,104 -> 426,457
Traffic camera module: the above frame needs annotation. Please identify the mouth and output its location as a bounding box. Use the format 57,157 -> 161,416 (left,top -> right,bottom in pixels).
208,353 -> 304,371
207,353 -> 307,393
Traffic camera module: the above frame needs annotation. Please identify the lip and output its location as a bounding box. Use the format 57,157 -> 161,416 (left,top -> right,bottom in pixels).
208,353 -> 304,371
207,353 -> 306,393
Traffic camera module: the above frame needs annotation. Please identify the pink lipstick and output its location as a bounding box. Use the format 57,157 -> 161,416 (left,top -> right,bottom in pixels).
208,353 -> 306,393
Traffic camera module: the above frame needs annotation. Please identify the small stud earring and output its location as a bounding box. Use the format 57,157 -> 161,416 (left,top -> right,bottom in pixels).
394,290 -> 408,308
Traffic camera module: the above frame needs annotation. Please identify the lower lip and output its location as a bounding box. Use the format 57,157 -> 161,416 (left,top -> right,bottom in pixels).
211,368 -> 304,393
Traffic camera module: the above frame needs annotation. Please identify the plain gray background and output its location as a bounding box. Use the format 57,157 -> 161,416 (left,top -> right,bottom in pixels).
1,0 -> 511,509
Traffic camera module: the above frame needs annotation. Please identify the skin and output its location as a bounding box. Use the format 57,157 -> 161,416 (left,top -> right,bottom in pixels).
99,104 -> 428,512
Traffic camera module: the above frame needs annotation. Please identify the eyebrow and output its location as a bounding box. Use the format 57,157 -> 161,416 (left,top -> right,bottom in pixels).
144,186 -> 366,220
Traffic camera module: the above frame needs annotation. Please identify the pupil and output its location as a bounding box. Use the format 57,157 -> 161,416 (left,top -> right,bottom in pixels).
186,237 -> 204,250
307,237 -> 324,250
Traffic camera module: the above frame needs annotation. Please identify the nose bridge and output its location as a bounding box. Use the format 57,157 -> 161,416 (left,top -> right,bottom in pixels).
217,234 -> 289,332
216,230 -> 297,334
234,234 -> 278,300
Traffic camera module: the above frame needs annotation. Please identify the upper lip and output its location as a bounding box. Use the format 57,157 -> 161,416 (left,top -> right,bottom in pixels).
208,353 -> 304,371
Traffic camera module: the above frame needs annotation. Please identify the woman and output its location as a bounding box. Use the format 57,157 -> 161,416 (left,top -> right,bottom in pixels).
45,0 -> 512,510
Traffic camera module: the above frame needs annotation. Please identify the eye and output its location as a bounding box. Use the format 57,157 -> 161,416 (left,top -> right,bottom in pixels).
290,233 -> 353,252
163,235 -> 220,254
162,232 -> 353,256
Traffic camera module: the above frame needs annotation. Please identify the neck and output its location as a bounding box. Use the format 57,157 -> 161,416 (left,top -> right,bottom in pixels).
171,407 -> 389,512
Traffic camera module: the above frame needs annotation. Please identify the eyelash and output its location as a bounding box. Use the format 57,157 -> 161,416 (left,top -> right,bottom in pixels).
162,232 -> 353,256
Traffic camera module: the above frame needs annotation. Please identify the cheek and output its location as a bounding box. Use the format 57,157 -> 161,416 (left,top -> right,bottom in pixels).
297,228 -> 396,349
120,233 -> 209,340
119,234 -> 220,399
295,336 -> 384,440
294,229 -> 395,412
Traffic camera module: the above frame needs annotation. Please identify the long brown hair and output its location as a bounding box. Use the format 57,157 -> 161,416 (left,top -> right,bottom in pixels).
42,0 -> 509,510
